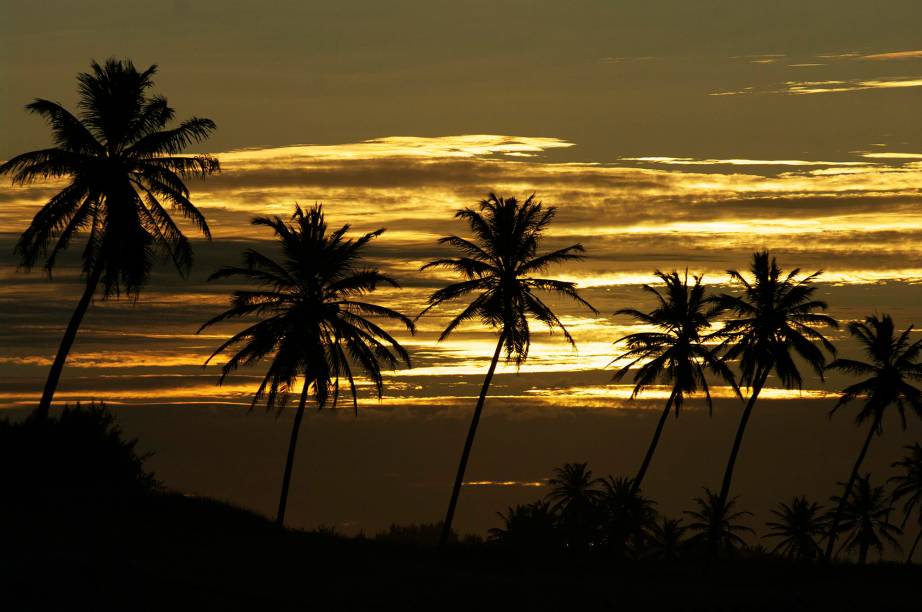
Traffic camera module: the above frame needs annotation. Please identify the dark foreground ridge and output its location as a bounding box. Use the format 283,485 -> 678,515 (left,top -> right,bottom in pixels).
1,405 -> 919,611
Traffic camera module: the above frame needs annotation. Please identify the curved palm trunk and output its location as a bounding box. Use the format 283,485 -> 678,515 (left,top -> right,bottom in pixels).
439,333 -> 506,549
632,387 -> 678,493
823,417 -> 879,560
906,529 -> 922,564
36,265 -> 103,420
276,380 -> 311,527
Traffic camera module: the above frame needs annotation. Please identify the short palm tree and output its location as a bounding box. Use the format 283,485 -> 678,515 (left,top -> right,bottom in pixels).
488,500 -> 560,550
822,314 -> 922,559
647,517 -> 687,561
596,475 -> 658,558
0,59 -> 219,418
419,193 -> 597,548
763,495 -> 826,561
832,474 -> 902,564
546,462 -> 604,550
684,488 -> 754,559
200,205 -> 413,526
712,251 -> 837,515
613,270 -> 737,492
890,443 -> 922,563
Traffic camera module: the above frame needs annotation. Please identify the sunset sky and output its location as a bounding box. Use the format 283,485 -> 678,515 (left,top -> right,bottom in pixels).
1,1 -> 921,536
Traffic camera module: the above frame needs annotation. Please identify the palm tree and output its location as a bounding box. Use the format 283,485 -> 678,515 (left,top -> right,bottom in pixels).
200,205 -> 413,526
647,517 -> 687,561
488,500 -> 560,551
890,443 -> 922,563
596,475 -> 658,558
419,193 -> 597,548
823,314 -> 922,559
545,462 -> 604,551
613,270 -> 737,492
0,59 -> 219,419
684,488 -> 754,559
763,496 -> 826,561
833,474 -> 902,564
711,251 -> 837,516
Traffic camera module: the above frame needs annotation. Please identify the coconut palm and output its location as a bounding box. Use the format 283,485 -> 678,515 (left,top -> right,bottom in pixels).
488,500 -> 560,550
0,59 -> 219,418
200,205 -> 413,526
546,462 -> 604,550
596,475 -> 658,558
763,496 -> 826,561
890,443 -> 922,563
684,488 -> 754,559
419,193 -> 597,548
832,474 -> 902,564
647,517 -> 687,561
822,314 -> 922,559
613,270 -> 738,492
711,251 -> 837,516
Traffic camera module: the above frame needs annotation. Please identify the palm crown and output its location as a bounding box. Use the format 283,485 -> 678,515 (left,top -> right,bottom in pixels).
0,58 -> 219,295
420,193 -> 597,363
763,496 -> 826,560
200,204 -> 414,411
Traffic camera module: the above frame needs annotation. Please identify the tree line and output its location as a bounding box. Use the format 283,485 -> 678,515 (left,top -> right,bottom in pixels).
2,59 -> 920,564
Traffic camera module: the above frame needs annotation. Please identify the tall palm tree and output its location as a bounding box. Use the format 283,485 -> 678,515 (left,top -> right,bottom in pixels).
613,270 -> 737,492
822,314 -> 922,559
684,488 -> 754,559
419,193 -> 597,548
200,205 -> 413,526
763,495 -> 826,561
0,59 -> 219,419
832,474 -> 902,564
712,251 -> 837,516
889,443 -> 922,563
545,462 -> 604,551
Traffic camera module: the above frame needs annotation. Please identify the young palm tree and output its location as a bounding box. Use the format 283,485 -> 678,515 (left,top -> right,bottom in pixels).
488,500 -> 560,551
419,193 -> 597,548
711,251 -> 837,516
596,475 -> 658,558
545,462 -> 604,551
832,474 -> 902,564
0,59 -> 219,418
684,488 -> 754,559
823,314 -> 922,559
889,443 -> 922,563
763,495 -> 826,561
200,205 -> 413,526
613,270 -> 737,492
647,517 -> 688,561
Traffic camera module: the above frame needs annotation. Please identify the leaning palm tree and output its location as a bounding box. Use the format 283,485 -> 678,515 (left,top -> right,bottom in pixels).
545,462 -> 604,551
0,58 -> 219,419
711,251 -> 837,516
822,315 -> 922,559
889,443 -> 922,563
833,474 -> 902,564
763,496 -> 826,561
684,488 -> 754,559
419,193 -> 597,548
613,270 -> 737,492
200,205 -> 413,526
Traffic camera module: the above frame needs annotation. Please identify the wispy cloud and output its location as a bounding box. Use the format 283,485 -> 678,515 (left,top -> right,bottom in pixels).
861,50 -> 922,61
786,77 -> 922,95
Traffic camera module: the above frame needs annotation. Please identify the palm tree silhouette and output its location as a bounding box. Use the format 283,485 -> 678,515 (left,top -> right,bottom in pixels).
763,495 -> 826,561
890,442 -> 922,563
545,462 -> 604,551
200,205 -> 413,526
647,517 -> 687,561
832,474 -> 902,564
711,251 -> 837,519
0,59 -> 218,419
684,488 -> 754,559
889,443 -> 922,563
596,475 -> 658,558
419,194 -> 597,548
822,314 -> 922,559
488,500 -> 560,550
613,270 -> 737,492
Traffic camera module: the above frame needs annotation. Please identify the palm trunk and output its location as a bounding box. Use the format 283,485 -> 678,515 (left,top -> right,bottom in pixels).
823,417 -> 879,560
632,387 -> 678,493
439,333 -> 505,549
717,367 -> 769,513
35,265 -> 104,420
276,380 -> 310,527
906,529 -> 922,564
858,540 -> 869,565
